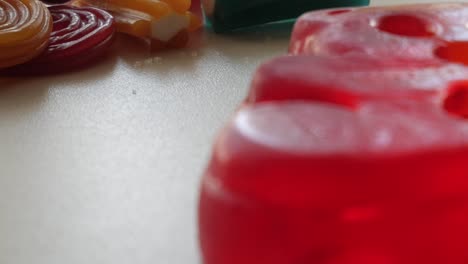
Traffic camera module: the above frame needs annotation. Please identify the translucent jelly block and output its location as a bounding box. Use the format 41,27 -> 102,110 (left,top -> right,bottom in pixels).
247,55 -> 468,106
0,0 -> 52,69
289,3 -> 468,67
201,55 -> 468,263
200,3 -> 468,264
75,0 -> 201,46
202,0 -> 369,33
199,101 -> 468,264
8,5 -> 115,74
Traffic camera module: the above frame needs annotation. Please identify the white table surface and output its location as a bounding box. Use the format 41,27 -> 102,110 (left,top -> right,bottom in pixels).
0,0 -> 462,263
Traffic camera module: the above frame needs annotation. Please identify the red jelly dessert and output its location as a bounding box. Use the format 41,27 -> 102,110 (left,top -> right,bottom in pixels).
289,3 -> 468,67
10,5 -> 115,74
200,57 -> 468,264
200,98 -> 468,264
246,55 -> 468,106
199,3 -> 468,264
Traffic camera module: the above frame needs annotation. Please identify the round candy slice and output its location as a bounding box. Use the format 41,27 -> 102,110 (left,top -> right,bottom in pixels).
0,0 -> 52,69
289,3 -> 468,67
9,5 -> 115,74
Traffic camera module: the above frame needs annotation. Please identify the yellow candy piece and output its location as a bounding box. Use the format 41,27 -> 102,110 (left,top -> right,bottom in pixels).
0,0 -> 52,69
96,0 -> 191,14
110,11 -> 152,38
74,0 -> 201,47
90,0 -> 171,19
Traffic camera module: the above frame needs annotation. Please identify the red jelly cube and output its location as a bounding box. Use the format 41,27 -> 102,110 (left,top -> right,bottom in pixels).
199,99 -> 468,264
289,3 -> 468,67
200,3 -> 468,264
200,78 -> 468,264
247,55 -> 468,106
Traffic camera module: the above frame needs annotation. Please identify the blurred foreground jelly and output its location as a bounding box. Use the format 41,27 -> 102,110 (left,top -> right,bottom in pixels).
199,98 -> 468,264
199,3 -> 468,264
289,3 -> 468,66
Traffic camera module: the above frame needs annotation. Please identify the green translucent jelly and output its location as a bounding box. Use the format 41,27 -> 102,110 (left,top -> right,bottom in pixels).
203,0 -> 370,33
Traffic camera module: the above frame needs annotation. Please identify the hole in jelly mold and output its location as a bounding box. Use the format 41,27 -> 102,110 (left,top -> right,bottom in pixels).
435,41 -> 468,66
377,14 -> 435,37
328,9 -> 351,15
443,81 -> 468,119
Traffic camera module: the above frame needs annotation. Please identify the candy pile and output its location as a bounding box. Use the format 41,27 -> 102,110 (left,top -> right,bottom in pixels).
199,3 -> 468,264
73,0 -> 202,50
0,0 -> 202,74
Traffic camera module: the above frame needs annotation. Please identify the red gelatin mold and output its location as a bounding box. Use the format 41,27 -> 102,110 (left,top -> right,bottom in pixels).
289,3 -> 468,67
200,3 -> 468,264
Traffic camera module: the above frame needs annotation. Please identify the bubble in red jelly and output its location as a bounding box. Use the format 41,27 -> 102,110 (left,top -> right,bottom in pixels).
443,81 -> 468,119
328,9 -> 351,15
377,14 -> 435,37
435,41 -> 468,66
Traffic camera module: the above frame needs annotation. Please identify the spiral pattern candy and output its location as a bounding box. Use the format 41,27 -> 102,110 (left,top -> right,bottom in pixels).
11,5 -> 115,73
0,0 -> 52,69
